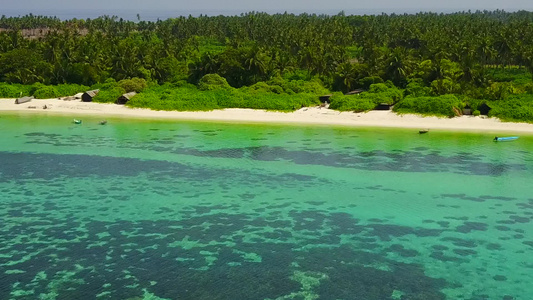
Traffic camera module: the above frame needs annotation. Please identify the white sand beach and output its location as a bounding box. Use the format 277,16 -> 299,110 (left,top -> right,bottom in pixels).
2,98 -> 533,133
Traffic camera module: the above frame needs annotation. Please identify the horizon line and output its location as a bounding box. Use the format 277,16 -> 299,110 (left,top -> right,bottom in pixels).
2,7 -> 531,21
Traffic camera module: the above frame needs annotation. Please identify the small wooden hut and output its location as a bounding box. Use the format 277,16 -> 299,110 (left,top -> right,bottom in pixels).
15,96 -> 33,104
479,103 -> 492,116
462,105 -> 472,115
82,90 -> 99,102
374,103 -> 393,110
116,92 -> 137,105
319,95 -> 332,104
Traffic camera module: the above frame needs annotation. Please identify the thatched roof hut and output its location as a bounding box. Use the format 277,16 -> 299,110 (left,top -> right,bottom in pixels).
479,103 -> 492,116
319,95 -> 332,103
82,90 -> 99,102
15,96 -> 33,104
116,92 -> 137,105
374,103 -> 393,110
462,104 -> 472,115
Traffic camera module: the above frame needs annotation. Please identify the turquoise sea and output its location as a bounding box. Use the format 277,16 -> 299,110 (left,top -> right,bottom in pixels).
0,113 -> 532,300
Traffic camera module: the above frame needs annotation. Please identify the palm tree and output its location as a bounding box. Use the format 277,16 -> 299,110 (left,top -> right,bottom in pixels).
385,47 -> 415,87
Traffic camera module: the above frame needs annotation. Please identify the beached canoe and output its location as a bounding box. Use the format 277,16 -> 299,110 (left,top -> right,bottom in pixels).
493,136 -> 518,142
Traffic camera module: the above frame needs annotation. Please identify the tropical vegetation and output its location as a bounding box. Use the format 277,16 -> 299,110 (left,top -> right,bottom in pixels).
0,11 -> 532,121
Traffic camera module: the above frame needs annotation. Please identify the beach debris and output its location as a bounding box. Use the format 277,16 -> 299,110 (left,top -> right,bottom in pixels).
99,120 -> 108,125
345,89 -> 364,95
62,93 -> 83,101
15,96 -> 33,104
319,101 -> 329,109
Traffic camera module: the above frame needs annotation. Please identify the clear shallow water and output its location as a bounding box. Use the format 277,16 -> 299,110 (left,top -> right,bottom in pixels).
0,114 -> 532,300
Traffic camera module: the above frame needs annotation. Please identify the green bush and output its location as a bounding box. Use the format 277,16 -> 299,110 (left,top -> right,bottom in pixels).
90,78 -> 119,91
524,83 -> 533,94
93,87 -> 126,103
265,77 -> 329,95
488,94 -> 533,122
234,91 -> 316,111
33,86 -> 59,99
90,79 -> 126,103
326,82 -> 404,112
430,78 -> 460,95
405,79 -> 431,97
30,83 -> 46,95
297,80 -> 330,95
55,84 -> 89,97
246,82 -> 285,94
0,84 -> 19,98
358,76 -> 383,89
329,92 -> 376,112
484,82 -> 517,100
366,83 -> 403,105
472,110 -> 481,116
462,85 -> 485,99
393,94 -> 463,117
368,83 -> 389,93
488,68 -> 531,88
283,70 -> 311,81
118,77 -> 148,93
0,83 -> 30,98
127,83 -> 319,112
0,83 -> 85,98
198,74 -> 231,91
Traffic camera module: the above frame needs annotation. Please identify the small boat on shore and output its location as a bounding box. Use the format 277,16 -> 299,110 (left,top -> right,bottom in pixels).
73,119 -> 82,124
494,136 -> 518,142
99,120 -> 107,125
419,129 -> 429,134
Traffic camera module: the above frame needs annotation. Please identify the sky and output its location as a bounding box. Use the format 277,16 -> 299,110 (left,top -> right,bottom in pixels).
2,0 -> 532,19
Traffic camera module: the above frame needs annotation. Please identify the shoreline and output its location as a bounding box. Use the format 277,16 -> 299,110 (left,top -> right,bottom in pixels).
2,98 -> 533,134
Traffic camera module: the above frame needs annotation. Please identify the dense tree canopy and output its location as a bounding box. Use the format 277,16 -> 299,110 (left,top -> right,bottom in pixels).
0,10 -> 531,87
0,10 -> 532,120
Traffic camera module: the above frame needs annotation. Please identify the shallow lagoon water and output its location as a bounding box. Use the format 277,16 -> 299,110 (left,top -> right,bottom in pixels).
0,114 -> 532,299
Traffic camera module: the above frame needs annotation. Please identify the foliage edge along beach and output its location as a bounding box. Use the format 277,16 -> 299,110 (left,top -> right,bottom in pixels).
1,10 -> 533,121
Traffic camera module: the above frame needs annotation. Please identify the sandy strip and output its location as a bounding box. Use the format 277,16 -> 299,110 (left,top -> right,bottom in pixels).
2,98 -> 533,134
